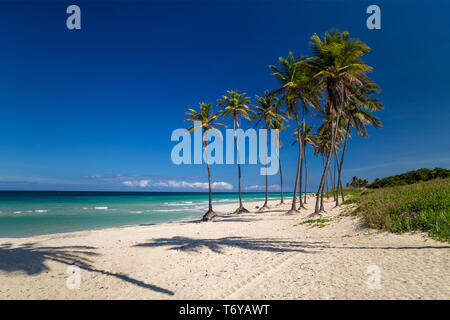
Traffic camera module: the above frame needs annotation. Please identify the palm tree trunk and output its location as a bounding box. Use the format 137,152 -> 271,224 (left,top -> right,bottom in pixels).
233,117 -> 248,214
332,154 -> 337,201
279,156 -> 284,204
312,114 -> 340,216
326,152 -> 331,200
275,133 -> 284,205
207,161 -> 212,211
298,148 -> 305,208
288,110 -> 302,214
326,165 -> 330,200
201,131 -> 216,222
320,180 -> 325,212
298,104 -> 306,209
336,121 -> 350,204
304,143 -> 308,204
259,122 -> 269,211
334,155 -> 343,206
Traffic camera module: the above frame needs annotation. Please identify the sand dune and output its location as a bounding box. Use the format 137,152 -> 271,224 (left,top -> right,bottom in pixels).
0,196 -> 448,299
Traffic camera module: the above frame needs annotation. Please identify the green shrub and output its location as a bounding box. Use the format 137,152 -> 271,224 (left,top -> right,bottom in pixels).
342,188 -> 362,204
351,178 -> 450,242
368,168 -> 450,189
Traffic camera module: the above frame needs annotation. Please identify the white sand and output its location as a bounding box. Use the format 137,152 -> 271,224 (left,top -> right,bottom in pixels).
0,196 -> 448,300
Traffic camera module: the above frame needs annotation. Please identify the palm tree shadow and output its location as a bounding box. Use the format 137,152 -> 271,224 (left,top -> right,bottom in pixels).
134,236 -> 450,254
0,242 -> 174,296
134,236 -> 319,254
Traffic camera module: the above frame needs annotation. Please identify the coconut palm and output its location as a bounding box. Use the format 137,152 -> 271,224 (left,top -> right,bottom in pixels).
253,91 -> 287,211
272,114 -> 290,205
313,128 -> 342,211
314,102 -> 347,203
185,102 -> 226,221
306,30 -> 373,217
270,53 -> 321,213
292,122 -> 318,204
335,80 -> 383,204
218,90 -> 253,214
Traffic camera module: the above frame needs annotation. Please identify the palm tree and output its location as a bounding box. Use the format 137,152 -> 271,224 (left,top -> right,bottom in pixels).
272,113 -> 290,205
312,135 -> 328,211
253,91 -> 287,211
314,102 -> 347,203
185,102 -> 226,221
270,53 -> 321,213
292,122 -> 318,204
306,30 -> 372,217
335,80 -> 383,204
313,128 -> 342,211
219,90 -> 253,214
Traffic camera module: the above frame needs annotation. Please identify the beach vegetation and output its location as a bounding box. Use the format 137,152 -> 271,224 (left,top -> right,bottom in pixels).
297,218 -> 331,228
347,178 -> 450,241
368,168 -> 450,189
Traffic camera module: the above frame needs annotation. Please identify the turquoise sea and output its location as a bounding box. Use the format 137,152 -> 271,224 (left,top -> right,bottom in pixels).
0,191 -> 291,238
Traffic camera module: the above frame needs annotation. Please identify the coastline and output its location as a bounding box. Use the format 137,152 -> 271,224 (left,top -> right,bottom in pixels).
0,192 -> 292,238
0,196 -> 448,299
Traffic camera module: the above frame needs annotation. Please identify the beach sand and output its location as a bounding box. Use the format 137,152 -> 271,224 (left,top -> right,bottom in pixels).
0,196 -> 448,300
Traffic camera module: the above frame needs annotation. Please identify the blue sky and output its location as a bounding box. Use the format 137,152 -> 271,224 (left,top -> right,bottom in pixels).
0,0 -> 449,191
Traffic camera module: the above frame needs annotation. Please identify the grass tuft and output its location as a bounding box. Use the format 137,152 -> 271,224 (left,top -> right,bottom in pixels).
295,218 -> 331,228
348,178 -> 449,242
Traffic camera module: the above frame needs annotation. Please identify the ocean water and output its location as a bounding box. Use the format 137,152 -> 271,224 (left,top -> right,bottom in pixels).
0,191 -> 291,238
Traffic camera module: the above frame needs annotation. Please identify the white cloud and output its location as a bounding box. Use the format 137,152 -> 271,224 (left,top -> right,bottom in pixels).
122,179 -> 232,190
247,184 -> 280,191
152,181 -> 169,187
211,181 -> 233,190
122,180 -> 151,187
247,185 -> 264,191
269,184 -> 281,191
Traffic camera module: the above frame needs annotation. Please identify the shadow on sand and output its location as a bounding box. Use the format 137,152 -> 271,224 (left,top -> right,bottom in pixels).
134,236 -> 318,254
0,242 -> 174,296
134,236 -> 450,254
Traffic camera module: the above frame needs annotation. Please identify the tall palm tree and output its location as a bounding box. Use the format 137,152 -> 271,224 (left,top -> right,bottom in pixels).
314,102 -> 347,203
313,128 -> 342,211
292,122 -> 318,204
272,113 -> 290,205
270,53 -> 321,214
185,102 -> 226,221
219,90 -> 253,214
253,91 -> 287,211
335,81 -> 383,204
306,30 -> 372,217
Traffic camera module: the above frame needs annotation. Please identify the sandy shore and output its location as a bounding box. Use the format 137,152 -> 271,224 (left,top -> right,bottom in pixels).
0,195 -> 448,299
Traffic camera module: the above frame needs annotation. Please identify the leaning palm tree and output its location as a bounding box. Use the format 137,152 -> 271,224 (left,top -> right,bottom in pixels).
306,30 -> 373,217
314,101 -> 347,203
252,91 -> 287,211
270,53 -> 321,213
313,129 -> 341,212
219,90 -> 253,214
335,80 -> 383,204
185,103 -> 226,221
